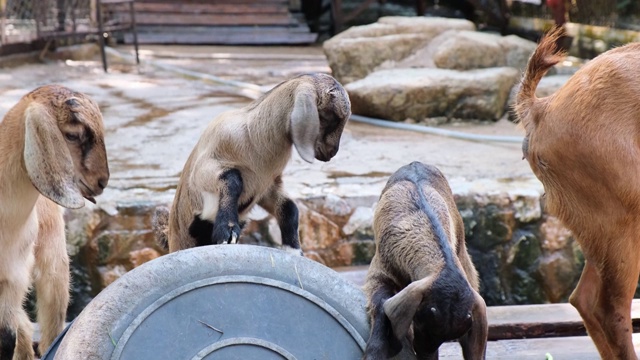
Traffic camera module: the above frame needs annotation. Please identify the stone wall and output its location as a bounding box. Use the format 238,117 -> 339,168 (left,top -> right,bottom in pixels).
61,188 -> 587,319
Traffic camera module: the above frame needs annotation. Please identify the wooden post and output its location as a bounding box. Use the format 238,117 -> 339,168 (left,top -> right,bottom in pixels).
129,1 -> 139,65
330,0 -> 342,35
0,0 -> 6,46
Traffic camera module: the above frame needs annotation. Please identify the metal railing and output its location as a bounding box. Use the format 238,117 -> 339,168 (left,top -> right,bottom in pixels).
1,0 -> 39,45
0,0 -> 111,48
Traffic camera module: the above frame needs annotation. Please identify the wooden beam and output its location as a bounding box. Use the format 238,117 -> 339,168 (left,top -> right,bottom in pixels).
133,3 -> 288,15
134,13 -> 295,26
134,0 -> 288,4
123,29 -> 317,45
440,334 -> 640,359
335,268 -> 640,341
487,300 -> 640,340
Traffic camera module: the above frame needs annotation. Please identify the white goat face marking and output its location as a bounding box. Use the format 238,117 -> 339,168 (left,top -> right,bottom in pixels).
200,191 -> 219,221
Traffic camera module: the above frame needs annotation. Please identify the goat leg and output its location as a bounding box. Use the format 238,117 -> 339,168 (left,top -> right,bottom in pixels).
569,261 -> 615,358
0,314 -> 33,360
0,262 -> 34,360
14,318 -> 34,360
34,199 -> 70,356
413,343 -> 438,360
363,280 -> 403,360
211,169 -> 243,245
412,325 -> 440,360
258,180 -> 302,254
571,251 -> 639,360
0,326 -> 15,360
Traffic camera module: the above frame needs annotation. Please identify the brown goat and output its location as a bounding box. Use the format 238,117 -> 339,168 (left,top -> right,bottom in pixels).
154,73 -> 351,254
515,28 -> 640,359
363,162 -> 487,360
0,85 -> 109,359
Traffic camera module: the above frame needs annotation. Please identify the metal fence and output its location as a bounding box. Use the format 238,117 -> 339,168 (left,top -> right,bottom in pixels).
0,0 -> 94,47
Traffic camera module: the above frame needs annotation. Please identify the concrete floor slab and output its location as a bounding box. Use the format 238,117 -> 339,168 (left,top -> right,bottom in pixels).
0,45 -> 543,213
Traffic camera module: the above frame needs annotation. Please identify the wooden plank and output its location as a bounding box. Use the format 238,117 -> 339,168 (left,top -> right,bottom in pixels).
123,30 -> 317,45
133,24 -> 312,34
133,3 -> 288,15
134,13 -> 294,26
334,266 -> 640,340
487,300 -> 640,340
440,334 -> 640,359
134,0 -> 288,4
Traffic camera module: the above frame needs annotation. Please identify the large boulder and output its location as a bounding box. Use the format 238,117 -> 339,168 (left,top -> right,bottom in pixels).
506,74 -> 572,120
448,32 -> 535,71
323,34 -> 433,86
345,67 -> 520,121
323,16 -> 540,122
500,34 -> 539,71
381,30 -> 503,70
396,31 -> 536,72
323,17 -> 475,84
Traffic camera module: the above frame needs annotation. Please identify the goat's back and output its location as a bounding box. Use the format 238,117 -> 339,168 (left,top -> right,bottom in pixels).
373,162 -> 465,283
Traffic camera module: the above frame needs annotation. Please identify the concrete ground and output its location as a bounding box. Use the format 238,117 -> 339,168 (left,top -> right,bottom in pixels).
0,43 -> 542,216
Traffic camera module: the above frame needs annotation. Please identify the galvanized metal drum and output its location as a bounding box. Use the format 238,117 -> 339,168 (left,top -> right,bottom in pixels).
44,245 -> 373,359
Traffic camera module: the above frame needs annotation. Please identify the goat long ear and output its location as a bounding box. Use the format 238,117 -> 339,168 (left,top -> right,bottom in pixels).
290,86 -> 319,163
383,275 -> 436,341
24,103 -> 85,209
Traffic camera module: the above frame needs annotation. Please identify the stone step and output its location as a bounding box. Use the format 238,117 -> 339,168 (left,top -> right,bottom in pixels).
334,265 -> 640,340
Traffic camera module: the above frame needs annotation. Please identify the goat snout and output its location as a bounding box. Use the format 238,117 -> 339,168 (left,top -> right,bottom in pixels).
78,175 -> 108,204
98,177 -> 108,190
316,145 -> 339,162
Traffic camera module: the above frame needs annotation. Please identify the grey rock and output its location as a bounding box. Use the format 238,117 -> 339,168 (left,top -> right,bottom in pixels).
346,67 -> 520,121
379,30 -> 536,73
535,74 -> 573,98
304,194 -> 353,228
431,30 -> 506,70
511,194 -> 542,223
324,34 -> 433,85
343,206 -> 374,237
500,35 -> 538,71
323,17 -> 475,84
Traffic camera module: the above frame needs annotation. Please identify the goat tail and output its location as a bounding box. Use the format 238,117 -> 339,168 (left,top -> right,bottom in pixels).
152,205 -> 170,251
514,26 -> 567,126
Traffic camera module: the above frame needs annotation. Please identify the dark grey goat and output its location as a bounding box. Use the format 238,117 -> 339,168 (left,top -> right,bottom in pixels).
363,162 -> 487,360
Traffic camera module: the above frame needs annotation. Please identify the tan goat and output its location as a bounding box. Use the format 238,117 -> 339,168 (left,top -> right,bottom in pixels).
515,28 -> 640,359
363,162 -> 487,360
0,85 -> 109,359
154,73 -> 351,254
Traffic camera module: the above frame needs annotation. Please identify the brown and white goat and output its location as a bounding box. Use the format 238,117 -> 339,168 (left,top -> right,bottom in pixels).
154,73 -> 351,254
515,28 -> 640,359
363,162 -> 487,360
0,85 -> 109,359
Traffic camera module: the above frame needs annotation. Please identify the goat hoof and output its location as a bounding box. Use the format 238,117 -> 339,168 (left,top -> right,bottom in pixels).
211,221 -> 241,245
282,246 -> 303,256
